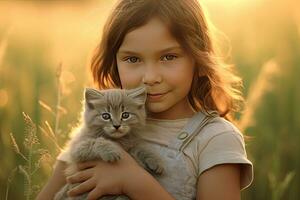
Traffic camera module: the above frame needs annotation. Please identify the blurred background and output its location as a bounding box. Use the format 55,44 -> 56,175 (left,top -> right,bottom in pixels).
0,0 -> 299,199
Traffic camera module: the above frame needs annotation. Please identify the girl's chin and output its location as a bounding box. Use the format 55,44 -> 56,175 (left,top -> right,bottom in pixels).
147,103 -> 167,113
146,103 -> 173,118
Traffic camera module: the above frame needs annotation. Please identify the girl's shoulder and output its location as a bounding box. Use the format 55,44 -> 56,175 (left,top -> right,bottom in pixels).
182,111 -> 243,143
183,113 -> 253,190
192,116 -> 247,156
201,116 -> 242,139
187,115 -> 247,155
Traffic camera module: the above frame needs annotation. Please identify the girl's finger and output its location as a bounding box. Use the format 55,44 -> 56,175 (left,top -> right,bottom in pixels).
77,161 -> 98,170
67,169 -> 93,183
68,178 -> 95,197
86,186 -> 104,200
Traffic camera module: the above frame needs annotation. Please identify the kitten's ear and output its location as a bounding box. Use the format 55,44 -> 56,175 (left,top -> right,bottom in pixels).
84,88 -> 104,109
126,86 -> 147,106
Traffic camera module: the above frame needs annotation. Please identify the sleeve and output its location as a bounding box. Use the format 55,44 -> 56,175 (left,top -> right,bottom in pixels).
198,131 -> 253,190
56,149 -> 71,163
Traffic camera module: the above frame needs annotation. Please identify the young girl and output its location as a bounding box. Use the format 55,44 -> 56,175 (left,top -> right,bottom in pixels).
37,0 -> 253,199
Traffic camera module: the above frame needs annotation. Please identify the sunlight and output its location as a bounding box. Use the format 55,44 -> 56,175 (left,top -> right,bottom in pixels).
0,89 -> 8,107
0,0 -> 113,68
202,0 -> 259,8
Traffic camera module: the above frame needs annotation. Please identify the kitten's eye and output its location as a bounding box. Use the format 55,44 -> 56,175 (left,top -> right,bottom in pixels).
121,112 -> 130,119
101,113 -> 111,120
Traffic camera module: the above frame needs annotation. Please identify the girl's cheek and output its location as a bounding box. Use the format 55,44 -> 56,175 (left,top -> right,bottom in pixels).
118,65 -> 144,89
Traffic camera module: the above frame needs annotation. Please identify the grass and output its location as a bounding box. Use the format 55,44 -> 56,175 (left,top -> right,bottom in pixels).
5,63 -> 64,199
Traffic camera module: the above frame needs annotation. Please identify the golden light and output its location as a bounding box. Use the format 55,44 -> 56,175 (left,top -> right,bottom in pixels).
202,0 -> 258,7
0,89 -> 8,107
0,0 -> 113,68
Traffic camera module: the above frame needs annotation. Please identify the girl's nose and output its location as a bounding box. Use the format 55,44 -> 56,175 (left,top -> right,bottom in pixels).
142,64 -> 162,86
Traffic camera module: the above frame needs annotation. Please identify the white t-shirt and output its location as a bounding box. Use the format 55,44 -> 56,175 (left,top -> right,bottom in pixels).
57,112 -> 253,200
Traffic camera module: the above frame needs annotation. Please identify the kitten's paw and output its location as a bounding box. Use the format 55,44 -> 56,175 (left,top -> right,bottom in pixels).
145,158 -> 164,175
93,138 -> 123,162
71,140 -> 95,162
101,151 -> 122,162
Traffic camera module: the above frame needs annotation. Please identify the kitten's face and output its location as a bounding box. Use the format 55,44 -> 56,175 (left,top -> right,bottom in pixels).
84,87 -> 146,139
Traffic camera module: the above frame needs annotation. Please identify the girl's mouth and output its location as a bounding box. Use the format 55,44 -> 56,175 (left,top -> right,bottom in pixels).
147,92 -> 168,102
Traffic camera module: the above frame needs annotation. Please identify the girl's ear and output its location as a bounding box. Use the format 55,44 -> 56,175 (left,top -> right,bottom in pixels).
126,86 -> 147,107
84,88 -> 104,109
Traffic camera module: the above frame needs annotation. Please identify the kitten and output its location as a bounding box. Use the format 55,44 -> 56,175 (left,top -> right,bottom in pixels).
54,86 -> 164,200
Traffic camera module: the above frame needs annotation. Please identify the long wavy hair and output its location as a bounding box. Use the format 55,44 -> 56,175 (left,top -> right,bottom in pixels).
90,0 -> 244,119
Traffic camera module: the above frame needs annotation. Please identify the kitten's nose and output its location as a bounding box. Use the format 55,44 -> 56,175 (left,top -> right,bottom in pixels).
113,125 -> 121,130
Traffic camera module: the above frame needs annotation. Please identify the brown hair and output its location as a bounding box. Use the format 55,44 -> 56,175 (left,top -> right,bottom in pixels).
90,0 -> 244,119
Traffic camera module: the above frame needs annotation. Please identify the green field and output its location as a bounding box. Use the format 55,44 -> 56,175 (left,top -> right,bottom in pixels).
0,0 -> 299,199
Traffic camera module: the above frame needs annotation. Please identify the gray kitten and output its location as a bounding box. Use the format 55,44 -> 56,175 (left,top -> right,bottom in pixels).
54,86 -> 164,200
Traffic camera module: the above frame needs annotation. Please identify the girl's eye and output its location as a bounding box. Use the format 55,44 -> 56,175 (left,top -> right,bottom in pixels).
121,112 -> 130,119
101,113 -> 111,120
125,57 -> 140,63
162,54 -> 177,61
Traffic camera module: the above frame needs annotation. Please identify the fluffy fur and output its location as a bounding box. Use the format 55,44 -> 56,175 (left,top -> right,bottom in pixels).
54,86 -> 164,200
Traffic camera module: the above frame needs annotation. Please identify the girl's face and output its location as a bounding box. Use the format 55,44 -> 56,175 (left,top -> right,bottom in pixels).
116,17 -> 196,119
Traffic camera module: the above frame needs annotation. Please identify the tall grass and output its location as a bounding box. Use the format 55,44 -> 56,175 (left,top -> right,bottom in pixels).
0,35 -> 7,67
238,59 -> 280,132
8,113 -> 52,200
6,62 -> 65,199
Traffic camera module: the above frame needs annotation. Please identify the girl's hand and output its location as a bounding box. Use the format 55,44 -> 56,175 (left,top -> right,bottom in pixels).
66,149 -> 146,200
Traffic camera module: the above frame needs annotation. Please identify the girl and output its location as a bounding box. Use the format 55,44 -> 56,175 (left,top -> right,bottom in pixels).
37,0 -> 253,199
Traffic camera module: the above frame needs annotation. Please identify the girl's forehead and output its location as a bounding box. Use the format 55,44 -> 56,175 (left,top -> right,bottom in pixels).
118,17 -> 181,54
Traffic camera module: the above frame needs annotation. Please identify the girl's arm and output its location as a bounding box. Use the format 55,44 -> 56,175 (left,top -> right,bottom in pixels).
35,160 -> 67,200
122,165 -> 175,200
196,164 -> 241,200
67,150 -> 176,200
